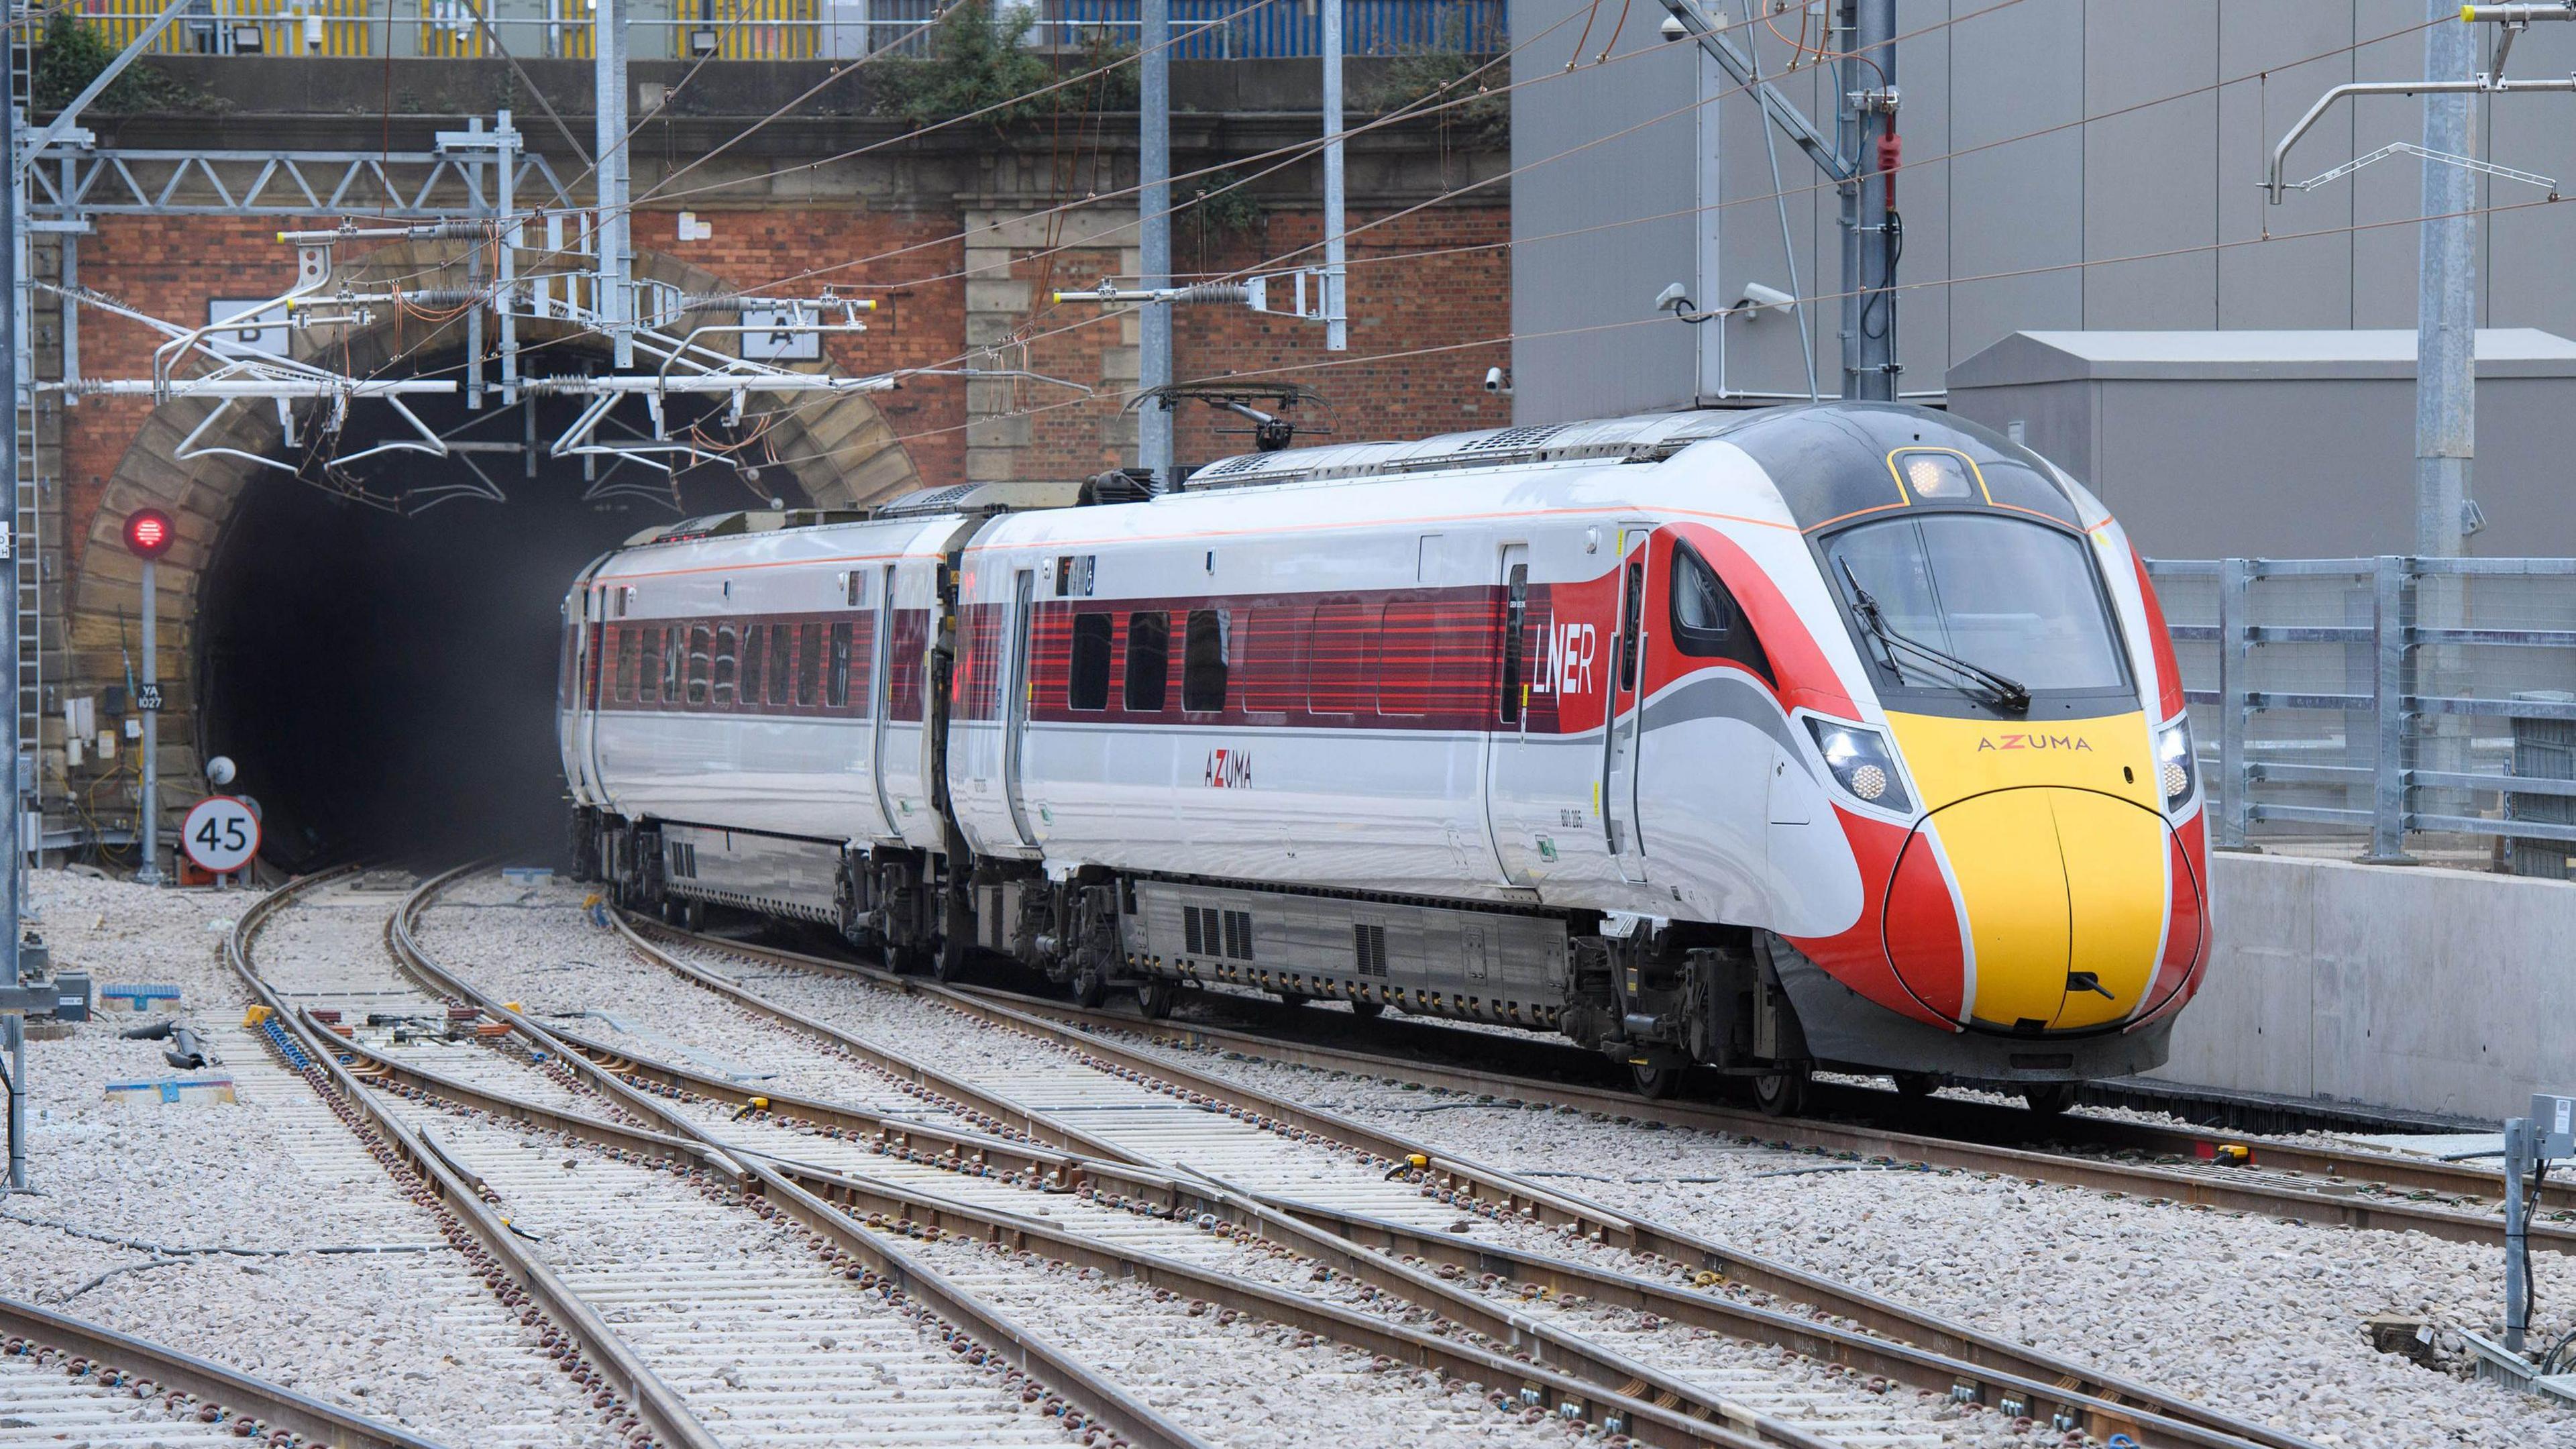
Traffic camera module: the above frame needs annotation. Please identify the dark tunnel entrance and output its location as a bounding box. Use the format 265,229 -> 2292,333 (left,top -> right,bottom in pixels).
195,359 -> 816,871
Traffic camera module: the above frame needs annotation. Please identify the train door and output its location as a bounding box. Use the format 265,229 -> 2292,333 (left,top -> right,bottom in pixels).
1000,567 -> 1040,846
867,563 -> 899,839
1601,523 -> 1653,883
1483,544 -> 1540,885
574,584 -> 608,804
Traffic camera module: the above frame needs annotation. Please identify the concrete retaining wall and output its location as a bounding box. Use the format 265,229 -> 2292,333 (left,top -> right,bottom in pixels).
2152,853 -> 2576,1123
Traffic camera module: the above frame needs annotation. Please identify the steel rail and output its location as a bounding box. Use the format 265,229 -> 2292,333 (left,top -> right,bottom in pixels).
0,1295 -> 452,1449
224,867 -> 726,1449
515,1008 -> 2277,1449
382,866 -> 1219,1449
980,994 -> 2575,1254
616,916 -> 2304,1449
386,880 -> 1781,1449
326,1026 -> 1792,1449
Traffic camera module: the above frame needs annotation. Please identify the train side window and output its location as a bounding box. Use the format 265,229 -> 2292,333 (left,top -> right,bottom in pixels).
635,628 -> 657,704
665,627 -> 685,703
1068,613 -> 1113,710
739,624 -> 765,707
1500,564 -> 1528,723
1617,561 -> 1645,693
1182,608 -> 1228,713
1244,606 -> 1304,713
686,625 -> 714,707
826,621 -> 854,708
713,626 -> 739,706
1668,541 -> 1773,682
795,622 -> 822,707
1305,601 -> 1373,714
610,627 -> 631,703
767,623 -> 794,705
1124,611 -> 1170,712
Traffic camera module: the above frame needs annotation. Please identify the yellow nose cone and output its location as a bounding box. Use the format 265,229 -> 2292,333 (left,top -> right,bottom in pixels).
1890,787 -> 2169,1031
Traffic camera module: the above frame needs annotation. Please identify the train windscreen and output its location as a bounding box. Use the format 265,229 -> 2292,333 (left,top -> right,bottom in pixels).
1823,514 -> 2129,698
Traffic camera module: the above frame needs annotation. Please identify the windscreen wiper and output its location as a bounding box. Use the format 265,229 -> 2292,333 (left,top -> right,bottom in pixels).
1837,561 -> 2032,714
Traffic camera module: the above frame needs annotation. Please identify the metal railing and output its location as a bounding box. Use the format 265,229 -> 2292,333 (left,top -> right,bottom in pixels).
59,0 -> 1503,60
2147,555 -> 2576,866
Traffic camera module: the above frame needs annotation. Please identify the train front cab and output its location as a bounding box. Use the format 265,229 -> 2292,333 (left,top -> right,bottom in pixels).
1731,419 -> 2210,1102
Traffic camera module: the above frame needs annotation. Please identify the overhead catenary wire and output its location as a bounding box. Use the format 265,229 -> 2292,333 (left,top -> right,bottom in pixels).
748,192 -> 2563,471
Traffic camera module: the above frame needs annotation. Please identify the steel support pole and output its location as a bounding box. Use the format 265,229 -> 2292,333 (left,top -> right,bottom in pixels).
2504,1115 -> 2530,1354
2365,555 -> 2416,863
595,0 -> 633,368
2216,557 -> 2252,849
1845,0 -> 1896,399
2416,3 -> 2475,822
136,559 -> 160,887
1321,0 -> 1346,353
1137,0 -> 1173,482
1,9 -> 22,1193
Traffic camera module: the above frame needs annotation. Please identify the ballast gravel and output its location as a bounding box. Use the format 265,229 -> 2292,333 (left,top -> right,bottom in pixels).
0,869 -> 625,1447
417,882 -> 2057,1447
1122,1030 -> 2576,1449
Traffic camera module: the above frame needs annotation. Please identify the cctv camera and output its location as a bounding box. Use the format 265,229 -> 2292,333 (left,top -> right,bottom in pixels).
1731,281 -> 1794,316
1483,366 -> 1512,394
1654,282 -> 1693,315
1658,13 -> 1685,40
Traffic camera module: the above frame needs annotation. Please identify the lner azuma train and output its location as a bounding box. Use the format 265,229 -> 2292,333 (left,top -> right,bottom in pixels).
557,402 -> 2210,1114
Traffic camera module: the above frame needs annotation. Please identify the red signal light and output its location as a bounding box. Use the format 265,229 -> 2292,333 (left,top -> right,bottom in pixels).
124,508 -> 175,560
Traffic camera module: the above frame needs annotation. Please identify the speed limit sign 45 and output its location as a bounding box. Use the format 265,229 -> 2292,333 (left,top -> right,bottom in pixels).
182,796 -> 260,875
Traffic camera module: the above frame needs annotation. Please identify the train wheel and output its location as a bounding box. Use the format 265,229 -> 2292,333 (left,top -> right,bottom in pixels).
1891,1072 -> 1939,1102
1752,1066 -> 1809,1118
2023,1083 -> 2080,1118
1068,961 -> 1108,1009
1277,991 -> 1312,1009
681,898 -> 706,932
933,934 -> 969,985
1629,1062 -> 1682,1099
1136,977 -> 1177,1020
1347,1000 -> 1385,1020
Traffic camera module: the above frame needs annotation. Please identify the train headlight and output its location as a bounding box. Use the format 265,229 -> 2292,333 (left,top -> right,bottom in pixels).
1805,717 -> 1912,814
2155,716 -> 2196,808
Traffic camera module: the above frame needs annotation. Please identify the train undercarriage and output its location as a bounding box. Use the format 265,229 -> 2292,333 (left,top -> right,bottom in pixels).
558,804 -> 2034,1116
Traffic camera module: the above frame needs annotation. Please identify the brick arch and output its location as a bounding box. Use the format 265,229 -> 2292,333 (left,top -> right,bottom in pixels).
66,241 -> 922,828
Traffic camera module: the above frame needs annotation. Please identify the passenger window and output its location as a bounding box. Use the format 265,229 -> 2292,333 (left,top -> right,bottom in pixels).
1182,609 -> 1228,712
663,628 -> 683,702
617,627 -> 640,703
686,625 -> 713,706
713,626 -> 738,706
1244,606 -> 1304,713
1669,541 -> 1773,682
796,623 -> 822,707
827,622 -> 853,708
637,628 -> 659,704
1124,611 -> 1170,712
1305,602 -> 1375,714
739,625 -> 765,707
767,623 -> 794,706
1069,614 -> 1113,710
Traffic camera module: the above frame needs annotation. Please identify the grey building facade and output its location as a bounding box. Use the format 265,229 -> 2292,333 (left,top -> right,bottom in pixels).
1509,0 -> 2576,427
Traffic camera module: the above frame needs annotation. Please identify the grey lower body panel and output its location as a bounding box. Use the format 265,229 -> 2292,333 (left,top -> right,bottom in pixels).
1770,943 -> 2176,1083
661,822 -> 845,925
1126,879 -> 1572,1030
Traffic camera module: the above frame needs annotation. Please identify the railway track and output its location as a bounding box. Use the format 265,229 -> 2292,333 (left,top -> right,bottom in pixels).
231,868 -> 1200,1449
408,872 -> 2017,1449
0,1294 -> 448,1449
704,929 -> 2565,1250
515,896 -> 2314,1449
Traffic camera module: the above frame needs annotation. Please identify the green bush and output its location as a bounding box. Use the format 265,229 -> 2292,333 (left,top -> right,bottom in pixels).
872,1 -> 1058,133
1367,19 -> 1506,147
33,13 -> 200,115
1181,168 -> 1262,252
